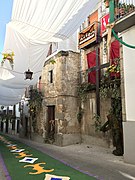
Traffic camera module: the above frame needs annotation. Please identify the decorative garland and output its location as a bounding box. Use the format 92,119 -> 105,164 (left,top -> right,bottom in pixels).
112,29 -> 135,49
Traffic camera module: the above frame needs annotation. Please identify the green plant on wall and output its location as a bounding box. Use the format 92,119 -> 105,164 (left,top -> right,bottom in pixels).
99,58 -> 123,155
29,89 -> 43,132
99,58 -> 121,132
100,58 -> 121,99
29,89 -> 43,114
93,113 -> 102,131
29,89 -> 43,108
50,58 -> 56,64
100,97 -> 123,156
100,78 -> 121,99
78,82 -> 96,101
77,107 -> 84,123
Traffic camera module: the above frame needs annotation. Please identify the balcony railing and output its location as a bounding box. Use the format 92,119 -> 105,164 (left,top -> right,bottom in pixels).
115,0 -> 135,20
113,0 -> 135,32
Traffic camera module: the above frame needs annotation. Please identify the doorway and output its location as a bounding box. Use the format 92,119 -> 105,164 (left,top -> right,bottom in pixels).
25,116 -> 28,137
17,120 -> 20,133
5,119 -> 8,133
1,121 -> 3,132
47,105 -> 55,141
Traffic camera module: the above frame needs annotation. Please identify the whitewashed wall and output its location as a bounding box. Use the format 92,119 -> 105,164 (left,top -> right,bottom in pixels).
122,26 -> 135,121
122,25 -> 135,165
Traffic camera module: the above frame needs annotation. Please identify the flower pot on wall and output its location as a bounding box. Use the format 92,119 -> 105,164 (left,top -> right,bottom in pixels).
115,7 -> 119,18
104,0 -> 109,8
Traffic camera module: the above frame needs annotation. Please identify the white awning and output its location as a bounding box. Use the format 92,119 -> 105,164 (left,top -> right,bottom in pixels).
0,0 -> 99,105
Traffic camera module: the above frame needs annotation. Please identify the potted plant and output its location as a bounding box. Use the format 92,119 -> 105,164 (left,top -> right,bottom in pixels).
104,0 -> 109,8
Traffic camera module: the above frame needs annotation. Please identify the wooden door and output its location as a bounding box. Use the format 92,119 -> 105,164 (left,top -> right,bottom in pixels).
47,106 -> 55,140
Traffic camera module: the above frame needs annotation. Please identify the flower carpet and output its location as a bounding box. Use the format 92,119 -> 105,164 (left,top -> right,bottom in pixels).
0,134 -> 97,180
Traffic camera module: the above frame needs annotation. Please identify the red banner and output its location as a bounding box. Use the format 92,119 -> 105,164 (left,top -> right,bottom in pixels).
101,14 -> 109,35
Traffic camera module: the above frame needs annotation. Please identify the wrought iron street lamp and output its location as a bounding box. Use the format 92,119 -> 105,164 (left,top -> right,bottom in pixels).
24,69 -> 33,80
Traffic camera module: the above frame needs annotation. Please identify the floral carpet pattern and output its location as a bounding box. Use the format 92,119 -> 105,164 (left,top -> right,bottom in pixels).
0,134 -> 96,180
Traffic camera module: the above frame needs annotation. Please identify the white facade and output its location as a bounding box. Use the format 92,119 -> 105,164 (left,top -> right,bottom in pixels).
122,25 -> 135,164
0,104 -> 20,135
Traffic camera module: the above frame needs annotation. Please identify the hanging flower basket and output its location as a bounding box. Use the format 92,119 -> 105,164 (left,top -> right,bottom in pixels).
1,51 -> 14,69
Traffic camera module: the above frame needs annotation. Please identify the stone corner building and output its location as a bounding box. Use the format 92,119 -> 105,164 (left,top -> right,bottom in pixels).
35,50 -> 81,146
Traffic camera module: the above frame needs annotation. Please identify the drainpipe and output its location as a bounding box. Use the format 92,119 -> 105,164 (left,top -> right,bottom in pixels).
79,48 -> 83,143
79,49 -> 83,83
96,47 -> 100,116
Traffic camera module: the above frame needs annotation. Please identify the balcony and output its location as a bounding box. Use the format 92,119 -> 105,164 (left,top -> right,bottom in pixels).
114,1 -> 135,33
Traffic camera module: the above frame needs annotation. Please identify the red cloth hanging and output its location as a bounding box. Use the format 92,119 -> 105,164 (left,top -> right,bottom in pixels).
110,40 -> 120,78
110,40 -> 120,63
87,50 -> 96,84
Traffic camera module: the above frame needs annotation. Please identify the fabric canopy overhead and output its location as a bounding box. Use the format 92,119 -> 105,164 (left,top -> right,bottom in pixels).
0,0 -> 99,105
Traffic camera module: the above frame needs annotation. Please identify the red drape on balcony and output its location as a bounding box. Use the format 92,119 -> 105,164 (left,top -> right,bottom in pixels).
110,40 -> 120,63
87,50 -> 96,84
110,40 -> 120,77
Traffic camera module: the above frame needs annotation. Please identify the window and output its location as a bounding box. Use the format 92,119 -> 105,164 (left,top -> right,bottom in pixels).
49,70 -> 53,83
47,44 -> 52,57
12,120 -> 15,130
9,110 -> 13,115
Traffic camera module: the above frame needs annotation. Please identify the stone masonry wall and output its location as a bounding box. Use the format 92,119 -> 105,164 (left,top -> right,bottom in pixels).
38,51 -> 81,146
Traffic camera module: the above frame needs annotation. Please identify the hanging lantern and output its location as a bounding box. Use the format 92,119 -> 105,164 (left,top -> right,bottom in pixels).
24,69 -> 33,80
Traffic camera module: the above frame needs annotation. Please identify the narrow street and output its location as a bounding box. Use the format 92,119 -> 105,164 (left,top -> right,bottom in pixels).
0,1 -> 135,179
1,134 -> 135,180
